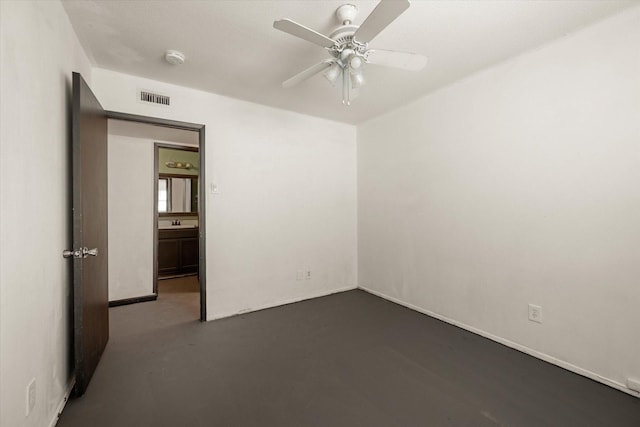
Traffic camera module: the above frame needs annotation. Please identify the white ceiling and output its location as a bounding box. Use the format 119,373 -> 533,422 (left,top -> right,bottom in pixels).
62,0 -> 636,124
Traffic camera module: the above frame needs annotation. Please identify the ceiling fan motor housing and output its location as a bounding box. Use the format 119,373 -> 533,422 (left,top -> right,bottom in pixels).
329,4 -> 371,65
329,25 -> 358,46
329,24 -> 367,68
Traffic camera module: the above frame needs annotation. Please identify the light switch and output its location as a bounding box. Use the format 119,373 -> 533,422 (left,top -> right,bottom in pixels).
210,183 -> 220,195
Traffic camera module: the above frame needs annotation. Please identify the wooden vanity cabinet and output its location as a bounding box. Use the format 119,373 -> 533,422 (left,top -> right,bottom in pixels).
158,228 -> 199,276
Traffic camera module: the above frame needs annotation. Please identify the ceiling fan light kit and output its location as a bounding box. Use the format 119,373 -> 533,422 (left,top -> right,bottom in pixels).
324,62 -> 342,85
273,0 -> 426,106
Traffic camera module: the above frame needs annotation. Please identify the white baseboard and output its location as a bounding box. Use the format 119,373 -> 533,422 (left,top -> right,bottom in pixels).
359,285 -> 640,399
50,378 -> 74,427
208,285 -> 358,321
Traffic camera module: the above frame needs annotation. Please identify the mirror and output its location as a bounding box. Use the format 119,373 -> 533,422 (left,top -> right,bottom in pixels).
155,144 -> 199,216
158,175 -> 198,214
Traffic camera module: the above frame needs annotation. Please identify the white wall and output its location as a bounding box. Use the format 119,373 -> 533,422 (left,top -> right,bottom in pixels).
0,1 -> 93,426
358,7 -> 640,396
92,69 -> 358,319
107,134 -> 155,301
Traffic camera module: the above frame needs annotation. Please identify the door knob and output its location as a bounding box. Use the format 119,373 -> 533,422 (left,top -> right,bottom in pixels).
63,249 -> 82,259
83,247 -> 98,257
63,247 -> 98,259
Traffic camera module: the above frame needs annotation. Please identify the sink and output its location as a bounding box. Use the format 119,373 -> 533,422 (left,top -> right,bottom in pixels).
158,224 -> 198,230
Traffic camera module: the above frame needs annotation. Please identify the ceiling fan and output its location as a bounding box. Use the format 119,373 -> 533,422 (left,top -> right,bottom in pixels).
273,0 -> 427,105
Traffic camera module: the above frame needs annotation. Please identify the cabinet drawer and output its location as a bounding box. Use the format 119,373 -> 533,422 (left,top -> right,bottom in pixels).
158,228 -> 198,240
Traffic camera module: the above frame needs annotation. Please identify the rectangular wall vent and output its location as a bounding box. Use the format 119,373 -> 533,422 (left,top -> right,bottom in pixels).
139,90 -> 170,106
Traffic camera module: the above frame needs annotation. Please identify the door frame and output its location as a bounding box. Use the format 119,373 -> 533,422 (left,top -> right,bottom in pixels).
106,111 -> 207,321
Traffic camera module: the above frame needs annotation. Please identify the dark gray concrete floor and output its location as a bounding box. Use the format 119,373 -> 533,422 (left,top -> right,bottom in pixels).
58,283 -> 640,427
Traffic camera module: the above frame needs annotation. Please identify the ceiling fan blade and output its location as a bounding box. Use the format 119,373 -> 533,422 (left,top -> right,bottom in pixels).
274,19 -> 337,48
282,60 -> 334,88
366,49 -> 427,71
353,0 -> 410,44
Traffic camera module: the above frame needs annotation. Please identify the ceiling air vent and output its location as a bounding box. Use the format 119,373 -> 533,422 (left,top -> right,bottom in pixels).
138,90 -> 170,107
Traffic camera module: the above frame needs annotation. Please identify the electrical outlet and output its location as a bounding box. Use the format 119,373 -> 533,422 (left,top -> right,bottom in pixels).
528,304 -> 542,323
26,378 -> 36,416
296,270 -> 304,281
305,269 -> 311,280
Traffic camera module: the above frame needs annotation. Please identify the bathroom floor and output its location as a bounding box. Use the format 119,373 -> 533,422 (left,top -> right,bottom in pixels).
156,275 -> 200,321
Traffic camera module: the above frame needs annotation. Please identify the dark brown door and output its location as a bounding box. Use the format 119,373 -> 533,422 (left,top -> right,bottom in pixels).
71,72 -> 109,396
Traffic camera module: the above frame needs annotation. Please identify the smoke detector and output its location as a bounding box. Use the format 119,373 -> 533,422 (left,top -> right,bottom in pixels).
165,50 -> 185,65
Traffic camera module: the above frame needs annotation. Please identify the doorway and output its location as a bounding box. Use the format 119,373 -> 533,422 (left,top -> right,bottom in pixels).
106,112 -> 207,321
154,143 -> 201,318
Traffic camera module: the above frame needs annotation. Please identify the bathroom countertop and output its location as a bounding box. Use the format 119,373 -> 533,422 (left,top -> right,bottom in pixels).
158,224 -> 198,230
